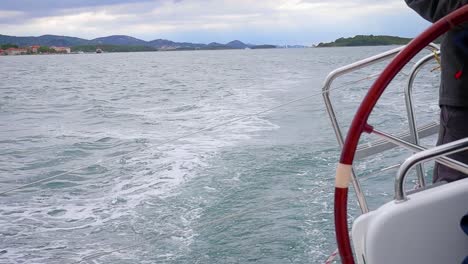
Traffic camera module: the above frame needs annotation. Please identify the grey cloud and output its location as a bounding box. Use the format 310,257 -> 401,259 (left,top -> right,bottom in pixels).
0,0 -> 181,21
0,0 -> 177,25
2,0 -> 154,11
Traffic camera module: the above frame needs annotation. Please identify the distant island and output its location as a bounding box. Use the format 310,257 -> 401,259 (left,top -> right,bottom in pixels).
0,34 -> 287,55
0,33 -> 429,55
316,35 -> 412,47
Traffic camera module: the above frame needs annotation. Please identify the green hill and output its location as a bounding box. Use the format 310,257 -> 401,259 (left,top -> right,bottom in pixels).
0,34 -> 277,51
317,35 -> 412,47
71,45 -> 157,53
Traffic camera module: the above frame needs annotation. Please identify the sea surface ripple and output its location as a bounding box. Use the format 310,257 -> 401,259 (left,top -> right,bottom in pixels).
0,47 -> 440,263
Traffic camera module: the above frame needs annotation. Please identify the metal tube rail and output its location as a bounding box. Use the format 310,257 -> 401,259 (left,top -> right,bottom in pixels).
395,137 -> 468,201
404,51 -> 440,187
322,43 -> 439,148
372,128 -> 468,175
323,46 -> 403,148
322,43 -> 439,214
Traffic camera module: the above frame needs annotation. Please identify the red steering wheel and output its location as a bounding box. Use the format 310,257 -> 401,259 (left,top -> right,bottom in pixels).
334,5 -> 468,264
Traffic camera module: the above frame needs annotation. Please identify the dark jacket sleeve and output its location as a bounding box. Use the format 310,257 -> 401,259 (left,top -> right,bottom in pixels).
405,0 -> 468,22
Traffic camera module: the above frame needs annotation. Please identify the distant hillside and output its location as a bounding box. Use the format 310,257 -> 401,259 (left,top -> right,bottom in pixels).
207,42 -> 226,47
0,34 -> 273,51
72,45 -> 157,53
148,39 -> 207,49
0,34 -> 89,47
226,40 -> 252,49
317,35 -> 412,47
91,35 -> 148,46
250,44 -> 277,49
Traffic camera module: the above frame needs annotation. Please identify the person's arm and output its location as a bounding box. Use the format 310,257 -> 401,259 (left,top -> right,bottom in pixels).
405,0 -> 468,22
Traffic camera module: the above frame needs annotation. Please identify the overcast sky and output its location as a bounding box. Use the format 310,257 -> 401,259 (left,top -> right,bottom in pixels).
0,0 -> 431,45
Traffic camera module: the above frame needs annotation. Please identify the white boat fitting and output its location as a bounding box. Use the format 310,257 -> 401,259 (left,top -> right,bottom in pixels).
323,5 -> 468,264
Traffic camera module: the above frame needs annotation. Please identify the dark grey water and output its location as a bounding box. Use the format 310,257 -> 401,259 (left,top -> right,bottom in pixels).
0,47 -> 440,263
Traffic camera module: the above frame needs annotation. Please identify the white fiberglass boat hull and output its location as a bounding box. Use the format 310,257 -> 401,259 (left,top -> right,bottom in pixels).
352,177 -> 468,264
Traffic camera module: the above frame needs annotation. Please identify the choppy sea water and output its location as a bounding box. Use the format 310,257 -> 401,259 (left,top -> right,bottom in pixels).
0,47 -> 440,263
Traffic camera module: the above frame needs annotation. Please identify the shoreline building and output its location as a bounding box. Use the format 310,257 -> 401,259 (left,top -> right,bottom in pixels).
50,46 -> 71,53
4,48 -> 28,55
30,45 -> 41,53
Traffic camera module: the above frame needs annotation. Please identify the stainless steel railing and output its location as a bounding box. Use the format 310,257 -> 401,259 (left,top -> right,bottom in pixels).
404,51 -> 440,187
322,43 -> 439,213
372,128 -> 468,174
395,137 -> 468,201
